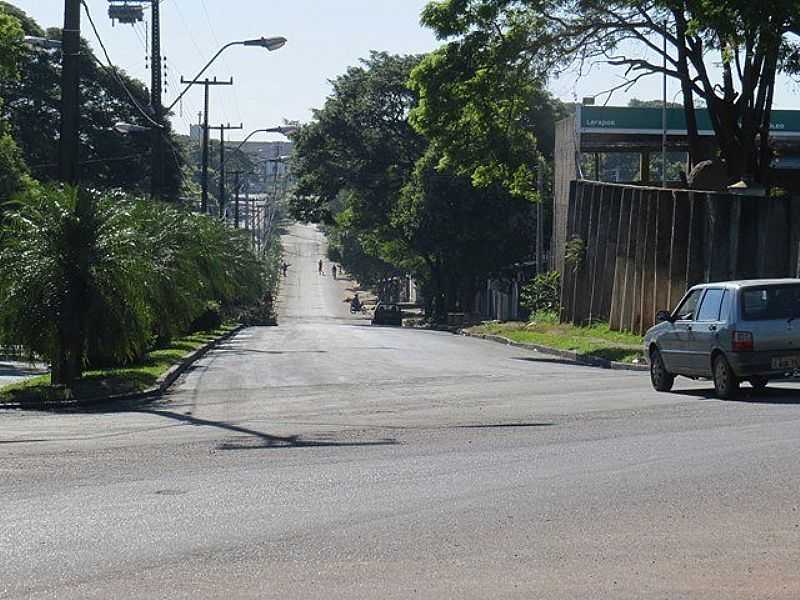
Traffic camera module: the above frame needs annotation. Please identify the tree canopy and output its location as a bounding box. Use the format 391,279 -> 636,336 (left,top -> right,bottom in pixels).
419,0 -> 800,184
410,5 -> 565,202
0,4 -> 28,202
292,51 -> 540,320
0,2 -> 185,198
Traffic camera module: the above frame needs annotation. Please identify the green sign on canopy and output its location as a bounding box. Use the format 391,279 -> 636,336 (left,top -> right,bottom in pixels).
579,106 -> 800,138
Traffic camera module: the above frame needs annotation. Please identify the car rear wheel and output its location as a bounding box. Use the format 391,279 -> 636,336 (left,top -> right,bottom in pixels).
749,376 -> 769,391
650,348 -> 674,392
713,355 -> 739,399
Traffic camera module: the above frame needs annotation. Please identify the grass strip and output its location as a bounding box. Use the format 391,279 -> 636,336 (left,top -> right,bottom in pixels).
0,324 -> 238,406
466,312 -> 644,364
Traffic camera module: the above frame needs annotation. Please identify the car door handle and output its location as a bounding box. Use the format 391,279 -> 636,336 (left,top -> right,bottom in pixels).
686,325 -> 692,331
708,325 -> 717,332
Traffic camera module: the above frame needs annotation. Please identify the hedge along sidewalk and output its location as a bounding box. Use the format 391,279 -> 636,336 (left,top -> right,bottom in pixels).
0,324 -> 243,410
463,319 -> 649,372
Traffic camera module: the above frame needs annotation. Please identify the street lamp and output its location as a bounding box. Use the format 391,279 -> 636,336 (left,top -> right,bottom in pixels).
242,37 -> 288,51
169,36 -> 287,214
167,36 -> 288,113
113,122 -> 151,134
24,36 -> 62,50
234,125 -> 298,153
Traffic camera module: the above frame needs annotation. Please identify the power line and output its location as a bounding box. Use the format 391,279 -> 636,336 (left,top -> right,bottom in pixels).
80,0 -> 163,129
198,0 -> 242,124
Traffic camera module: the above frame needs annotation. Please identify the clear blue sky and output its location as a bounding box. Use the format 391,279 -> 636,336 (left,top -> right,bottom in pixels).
11,1 -> 800,141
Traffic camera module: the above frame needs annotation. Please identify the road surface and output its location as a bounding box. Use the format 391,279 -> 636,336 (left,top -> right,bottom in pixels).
2,223 -> 799,599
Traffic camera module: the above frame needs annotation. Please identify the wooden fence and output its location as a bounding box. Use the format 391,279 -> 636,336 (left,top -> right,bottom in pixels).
560,180 -> 800,334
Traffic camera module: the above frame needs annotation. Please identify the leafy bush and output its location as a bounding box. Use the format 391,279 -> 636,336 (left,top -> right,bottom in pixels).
191,301 -> 223,333
520,271 -> 561,315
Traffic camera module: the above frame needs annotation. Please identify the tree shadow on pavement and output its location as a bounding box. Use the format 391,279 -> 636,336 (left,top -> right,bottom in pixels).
670,386 -> 800,404
134,408 -> 399,449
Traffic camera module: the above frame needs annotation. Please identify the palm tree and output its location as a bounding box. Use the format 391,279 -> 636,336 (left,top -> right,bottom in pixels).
0,185 -> 150,385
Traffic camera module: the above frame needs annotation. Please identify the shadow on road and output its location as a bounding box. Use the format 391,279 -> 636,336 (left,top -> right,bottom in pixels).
670,386 -> 800,404
511,356 -> 593,368
215,347 -> 328,356
457,422 -> 555,429
133,408 -> 398,449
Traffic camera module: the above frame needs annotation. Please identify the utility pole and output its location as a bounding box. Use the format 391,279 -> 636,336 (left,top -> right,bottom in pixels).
537,157 -> 545,275
58,0 -> 81,184
230,170 -> 244,227
180,77 -> 233,213
208,123 -> 242,219
149,0 -> 164,198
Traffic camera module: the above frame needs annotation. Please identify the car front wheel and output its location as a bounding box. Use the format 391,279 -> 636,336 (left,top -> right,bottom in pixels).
713,355 -> 740,399
650,348 -> 674,392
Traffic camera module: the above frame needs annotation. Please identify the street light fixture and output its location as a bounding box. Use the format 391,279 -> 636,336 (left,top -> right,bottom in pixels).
242,37 -> 288,51
113,122 -> 151,135
24,36 -> 62,50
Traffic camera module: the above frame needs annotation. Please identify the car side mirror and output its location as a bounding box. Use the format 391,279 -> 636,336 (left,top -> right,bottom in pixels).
656,310 -> 673,323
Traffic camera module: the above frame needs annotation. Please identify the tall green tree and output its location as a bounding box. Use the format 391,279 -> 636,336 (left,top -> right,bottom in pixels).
292,52 -> 426,223
418,0 -> 800,185
395,148 -> 535,318
0,4 -> 28,202
0,3 -> 184,198
409,13 -> 565,202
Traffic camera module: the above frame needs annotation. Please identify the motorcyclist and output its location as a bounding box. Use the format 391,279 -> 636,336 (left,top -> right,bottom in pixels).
332,265 -> 337,279
350,294 -> 361,312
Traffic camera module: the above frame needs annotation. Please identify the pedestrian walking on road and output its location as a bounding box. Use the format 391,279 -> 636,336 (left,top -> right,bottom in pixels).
332,265 -> 337,279
318,259 -> 324,276
281,262 -> 289,277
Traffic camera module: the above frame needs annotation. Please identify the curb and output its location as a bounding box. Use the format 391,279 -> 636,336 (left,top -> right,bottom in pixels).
461,331 -> 649,372
2,325 -> 245,411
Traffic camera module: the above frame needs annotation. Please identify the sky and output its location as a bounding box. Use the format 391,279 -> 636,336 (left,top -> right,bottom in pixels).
12,1 -> 800,141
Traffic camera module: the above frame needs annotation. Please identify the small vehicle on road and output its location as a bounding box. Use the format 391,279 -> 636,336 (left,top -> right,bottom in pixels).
645,279 -> 800,398
371,303 -> 403,326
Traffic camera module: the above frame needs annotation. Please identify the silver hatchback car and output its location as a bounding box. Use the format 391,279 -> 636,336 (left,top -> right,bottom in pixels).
645,279 -> 800,398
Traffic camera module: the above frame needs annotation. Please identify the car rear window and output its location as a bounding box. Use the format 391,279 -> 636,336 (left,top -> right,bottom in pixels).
741,285 -> 800,321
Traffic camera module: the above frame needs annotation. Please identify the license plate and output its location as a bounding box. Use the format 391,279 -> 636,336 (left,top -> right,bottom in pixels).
772,356 -> 800,370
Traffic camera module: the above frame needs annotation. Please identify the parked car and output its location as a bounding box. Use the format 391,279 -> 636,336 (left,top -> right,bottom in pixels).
645,279 -> 800,398
371,303 -> 403,326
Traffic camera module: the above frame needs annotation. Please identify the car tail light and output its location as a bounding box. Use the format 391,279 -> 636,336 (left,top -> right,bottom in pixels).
732,331 -> 753,352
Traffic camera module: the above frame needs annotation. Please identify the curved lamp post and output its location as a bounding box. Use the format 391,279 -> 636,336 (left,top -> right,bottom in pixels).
165,36 -> 287,213
167,37 -> 287,112
234,125 -> 298,153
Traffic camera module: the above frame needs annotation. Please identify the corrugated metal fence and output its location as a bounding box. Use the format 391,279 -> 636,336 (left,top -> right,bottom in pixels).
560,180 -> 800,334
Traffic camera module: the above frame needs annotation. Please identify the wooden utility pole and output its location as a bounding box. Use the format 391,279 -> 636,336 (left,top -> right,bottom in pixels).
207,123 -> 243,218
230,170 -> 244,227
537,157 -> 545,275
58,0 -> 81,184
149,0 -> 164,198
180,77 -> 233,214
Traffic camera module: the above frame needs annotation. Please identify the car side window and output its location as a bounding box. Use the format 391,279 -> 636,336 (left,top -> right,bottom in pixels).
718,290 -> 731,322
696,288 -> 725,322
674,289 -> 703,321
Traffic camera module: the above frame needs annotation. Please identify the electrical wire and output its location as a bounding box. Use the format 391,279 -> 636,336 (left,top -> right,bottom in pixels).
80,0 -> 163,129
198,0 -> 242,125
81,2 -> 191,190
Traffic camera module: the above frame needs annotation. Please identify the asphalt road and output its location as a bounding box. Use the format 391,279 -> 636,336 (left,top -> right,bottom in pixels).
2,223 -> 800,599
